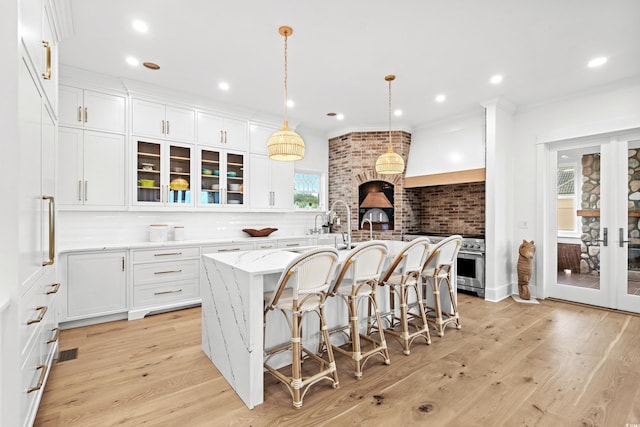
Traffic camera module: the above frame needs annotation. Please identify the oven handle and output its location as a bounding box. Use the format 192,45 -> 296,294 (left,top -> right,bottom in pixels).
458,251 -> 484,256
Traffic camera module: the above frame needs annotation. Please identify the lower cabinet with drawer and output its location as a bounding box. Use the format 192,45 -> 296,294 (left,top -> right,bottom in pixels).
129,246 -> 202,320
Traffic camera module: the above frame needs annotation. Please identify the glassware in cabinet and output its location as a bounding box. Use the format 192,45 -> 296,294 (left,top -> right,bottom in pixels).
200,149 -> 221,205
168,144 -> 192,205
137,141 -> 161,203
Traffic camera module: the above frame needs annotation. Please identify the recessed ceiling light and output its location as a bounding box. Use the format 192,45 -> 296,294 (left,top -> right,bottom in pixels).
560,154 -> 569,159
132,20 -> 148,33
336,114 -> 344,120
435,94 -> 446,103
126,56 -> 139,66
490,74 -> 503,84
394,109 -> 403,117
218,82 -> 230,91
143,62 -> 160,70
286,99 -> 295,108
587,57 -> 607,68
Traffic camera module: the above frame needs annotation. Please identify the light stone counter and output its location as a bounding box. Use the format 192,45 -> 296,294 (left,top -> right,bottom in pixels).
200,240 -> 453,409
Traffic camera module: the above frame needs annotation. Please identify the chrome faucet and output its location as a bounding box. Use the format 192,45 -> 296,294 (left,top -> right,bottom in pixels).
361,218 -> 373,241
311,213 -> 325,234
328,200 -> 351,249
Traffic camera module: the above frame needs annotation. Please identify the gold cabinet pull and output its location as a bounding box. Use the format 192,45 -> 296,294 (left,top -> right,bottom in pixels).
77,106 -> 82,122
41,41 -> 51,80
162,120 -> 165,134
84,181 -> 88,201
27,306 -> 48,325
218,247 -> 241,252
84,107 -> 88,123
153,252 -> 182,257
166,120 -> 170,134
47,327 -> 60,344
46,283 -> 61,295
285,243 -> 300,247
154,289 -> 183,295
153,269 -> 182,275
27,365 -> 48,393
220,130 -> 224,144
78,181 -> 83,201
42,195 -> 55,266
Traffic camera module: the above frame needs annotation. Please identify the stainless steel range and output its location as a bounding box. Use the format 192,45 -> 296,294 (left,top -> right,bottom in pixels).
402,232 -> 485,298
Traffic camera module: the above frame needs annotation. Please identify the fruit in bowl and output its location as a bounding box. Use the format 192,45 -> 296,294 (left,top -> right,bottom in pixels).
170,178 -> 189,190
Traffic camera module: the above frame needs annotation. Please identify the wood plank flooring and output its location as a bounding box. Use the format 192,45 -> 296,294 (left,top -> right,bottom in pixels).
35,295 -> 640,426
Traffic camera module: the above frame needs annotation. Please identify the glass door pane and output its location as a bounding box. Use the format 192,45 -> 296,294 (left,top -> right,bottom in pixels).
137,141 -> 161,203
626,141 -> 640,299
200,149 -> 221,205
168,144 -> 192,205
226,152 -> 245,206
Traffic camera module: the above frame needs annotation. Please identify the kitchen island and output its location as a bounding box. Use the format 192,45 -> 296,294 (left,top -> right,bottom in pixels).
200,240 -> 453,408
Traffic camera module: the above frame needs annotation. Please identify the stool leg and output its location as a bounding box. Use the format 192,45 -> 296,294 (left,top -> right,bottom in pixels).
291,309 -> 303,408
445,273 -> 461,329
412,282 -> 431,345
370,288 -> 390,365
347,294 -> 363,378
319,303 -> 340,388
432,273 -> 445,337
398,283 -> 411,355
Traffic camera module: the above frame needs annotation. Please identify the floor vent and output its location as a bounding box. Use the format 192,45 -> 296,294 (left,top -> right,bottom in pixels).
57,348 -> 78,362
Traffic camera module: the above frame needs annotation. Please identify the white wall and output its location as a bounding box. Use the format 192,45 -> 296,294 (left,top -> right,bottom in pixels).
405,110 -> 485,176
512,79 -> 640,297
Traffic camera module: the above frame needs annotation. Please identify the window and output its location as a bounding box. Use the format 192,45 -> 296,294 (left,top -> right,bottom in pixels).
557,164 -> 579,235
294,172 -> 321,209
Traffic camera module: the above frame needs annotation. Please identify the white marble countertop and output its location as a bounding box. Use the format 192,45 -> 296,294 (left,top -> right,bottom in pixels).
58,233 -> 339,254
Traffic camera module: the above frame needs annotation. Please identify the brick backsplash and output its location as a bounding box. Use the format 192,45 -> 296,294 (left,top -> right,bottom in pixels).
330,132 -> 485,240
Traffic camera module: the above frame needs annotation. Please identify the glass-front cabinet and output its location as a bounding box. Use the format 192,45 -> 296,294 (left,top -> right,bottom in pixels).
199,148 -> 245,207
136,140 -> 194,206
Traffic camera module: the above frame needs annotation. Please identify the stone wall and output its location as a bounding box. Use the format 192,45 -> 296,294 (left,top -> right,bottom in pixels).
328,131 -> 416,241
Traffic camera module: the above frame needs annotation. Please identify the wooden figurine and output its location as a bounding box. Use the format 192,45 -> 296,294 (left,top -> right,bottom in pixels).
517,240 -> 536,300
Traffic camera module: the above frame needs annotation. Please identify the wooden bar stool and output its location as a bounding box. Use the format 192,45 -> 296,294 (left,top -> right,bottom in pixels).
327,241 -> 390,379
378,237 -> 432,355
421,235 -> 462,337
263,247 -> 340,409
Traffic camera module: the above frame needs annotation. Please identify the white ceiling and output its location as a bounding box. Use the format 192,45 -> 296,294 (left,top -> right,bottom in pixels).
59,0 -> 640,135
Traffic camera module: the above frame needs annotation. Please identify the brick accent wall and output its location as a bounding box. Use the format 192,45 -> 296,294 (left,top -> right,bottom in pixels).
328,131 -> 416,241
413,182 -> 486,235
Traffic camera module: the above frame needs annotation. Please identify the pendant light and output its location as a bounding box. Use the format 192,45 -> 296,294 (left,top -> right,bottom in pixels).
267,26 -> 305,161
375,75 -> 405,175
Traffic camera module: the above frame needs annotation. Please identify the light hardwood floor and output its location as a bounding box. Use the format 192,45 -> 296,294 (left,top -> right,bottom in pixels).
35,294 -> 640,426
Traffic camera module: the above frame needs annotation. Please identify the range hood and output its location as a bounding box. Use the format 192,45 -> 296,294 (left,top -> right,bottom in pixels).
404,111 -> 485,187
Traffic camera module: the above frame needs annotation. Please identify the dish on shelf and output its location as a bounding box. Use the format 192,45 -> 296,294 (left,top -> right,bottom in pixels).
228,199 -> 241,204
170,178 -> 189,190
173,167 -> 183,173
228,183 -> 241,191
202,168 -> 212,175
138,179 -> 155,187
227,171 -> 237,177
213,170 -> 220,176
211,184 -> 220,190
242,227 -> 278,237
141,163 -> 155,171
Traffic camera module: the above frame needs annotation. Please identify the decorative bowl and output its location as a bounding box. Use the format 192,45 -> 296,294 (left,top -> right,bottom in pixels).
227,171 -> 237,177
242,227 -> 278,237
170,178 -> 189,190
213,170 -> 220,176
211,184 -> 220,190
228,183 -> 241,191
141,163 -> 154,171
202,168 -> 212,175
138,179 -> 155,187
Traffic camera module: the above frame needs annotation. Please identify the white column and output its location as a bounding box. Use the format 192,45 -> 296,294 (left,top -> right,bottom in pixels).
482,98 -> 516,301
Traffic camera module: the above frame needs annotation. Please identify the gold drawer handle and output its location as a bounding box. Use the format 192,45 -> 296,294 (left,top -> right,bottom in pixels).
285,243 -> 300,247
27,306 -> 48,325
41,41 -> 51,80
218,248 -> 241,252
153,269 -> 182,275
47,327 -> 60,344
46,282 -> 61,295
27,365 -> 48,393
153,252 -> 182,257
153,289 -> 183,295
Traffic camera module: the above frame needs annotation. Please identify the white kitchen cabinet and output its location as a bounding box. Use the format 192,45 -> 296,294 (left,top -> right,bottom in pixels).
130,247 -> 201,320
66,252 -> 127,319
135,139 -> 195,207
132,99 -> 195,142
19,0 -> 58,110
197,111 -> 247,150
249,123 -> 278,155
58,127 -> 125,209
198,147 -> 246,207
59,85 -> 125,133
249,154 -> 294,209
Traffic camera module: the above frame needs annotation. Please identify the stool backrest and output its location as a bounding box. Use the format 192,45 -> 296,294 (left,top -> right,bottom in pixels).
381,237 -> 431,283
423,235 -> 462,272
330,241 -> 388,294
267,247 -> 339,308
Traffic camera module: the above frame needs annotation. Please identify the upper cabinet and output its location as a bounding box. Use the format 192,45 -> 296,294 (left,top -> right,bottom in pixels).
20,0 -> 58,111
132,99 -> 195,142
197,112 -> 247,150
59,85 -> 126,133
249,123 -> 278,155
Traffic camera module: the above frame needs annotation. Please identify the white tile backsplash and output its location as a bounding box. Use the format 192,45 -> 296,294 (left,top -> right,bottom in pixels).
57,210 -> 320,247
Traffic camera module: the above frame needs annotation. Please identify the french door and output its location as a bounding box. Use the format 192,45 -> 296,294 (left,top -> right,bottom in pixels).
547,132 -> 640,313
